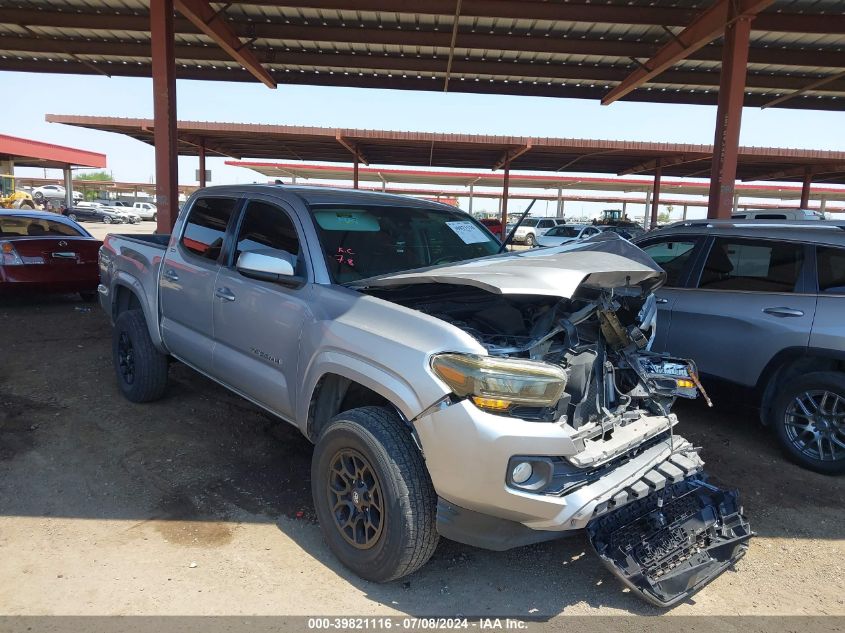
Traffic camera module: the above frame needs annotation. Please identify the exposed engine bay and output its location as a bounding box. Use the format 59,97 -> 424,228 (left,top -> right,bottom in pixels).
364,281 -> 705,433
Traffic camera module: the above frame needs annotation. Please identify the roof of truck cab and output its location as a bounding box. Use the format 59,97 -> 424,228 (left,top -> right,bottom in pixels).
198,183 -> 461,211
642,220 -> 845,247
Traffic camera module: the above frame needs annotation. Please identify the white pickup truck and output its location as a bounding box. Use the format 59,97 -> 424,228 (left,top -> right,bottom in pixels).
97,185 -> 751,606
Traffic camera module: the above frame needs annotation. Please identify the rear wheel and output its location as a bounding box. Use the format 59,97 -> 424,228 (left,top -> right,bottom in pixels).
152,213 -> 157,222
112,309 -> 169,403
524,233 -> 536,247
772,372 -> 845,474
312,406 -> 439,582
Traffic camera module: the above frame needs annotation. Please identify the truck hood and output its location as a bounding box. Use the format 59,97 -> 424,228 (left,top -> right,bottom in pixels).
352,233 -> 665,299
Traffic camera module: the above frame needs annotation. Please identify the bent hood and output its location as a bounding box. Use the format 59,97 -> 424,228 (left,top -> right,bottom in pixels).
352,232 -> 665,299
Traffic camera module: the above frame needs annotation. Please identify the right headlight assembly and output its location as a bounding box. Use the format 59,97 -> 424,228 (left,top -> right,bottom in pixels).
430,353 -> 567,413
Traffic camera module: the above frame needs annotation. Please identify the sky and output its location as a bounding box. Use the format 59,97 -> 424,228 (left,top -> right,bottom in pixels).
3,70 -> 844,220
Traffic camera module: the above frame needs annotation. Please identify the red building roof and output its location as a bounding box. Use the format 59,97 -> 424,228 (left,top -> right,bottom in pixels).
0,133 -> 106,169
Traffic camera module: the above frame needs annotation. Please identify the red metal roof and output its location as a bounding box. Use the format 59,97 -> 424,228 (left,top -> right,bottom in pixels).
0,133 -> 106,170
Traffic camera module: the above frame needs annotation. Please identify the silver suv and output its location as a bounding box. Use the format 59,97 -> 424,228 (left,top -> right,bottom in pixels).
636,220 -> 845,474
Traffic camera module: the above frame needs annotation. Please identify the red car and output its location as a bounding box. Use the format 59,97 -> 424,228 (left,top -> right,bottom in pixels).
0,211 -> 101,300
479,218 -> 503,240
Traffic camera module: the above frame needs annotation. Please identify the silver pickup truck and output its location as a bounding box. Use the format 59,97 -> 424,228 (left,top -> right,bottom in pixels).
98,185 -> 750,606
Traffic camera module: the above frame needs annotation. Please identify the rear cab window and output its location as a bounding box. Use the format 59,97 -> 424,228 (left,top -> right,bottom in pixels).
698,237 -> 805,293
180,197 -> 239,262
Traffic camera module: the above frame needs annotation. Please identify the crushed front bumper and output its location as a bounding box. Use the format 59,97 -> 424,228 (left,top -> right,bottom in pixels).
587,477 -> 752,607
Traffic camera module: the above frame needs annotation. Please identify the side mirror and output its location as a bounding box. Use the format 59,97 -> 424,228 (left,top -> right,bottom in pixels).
236,249 -> 303,286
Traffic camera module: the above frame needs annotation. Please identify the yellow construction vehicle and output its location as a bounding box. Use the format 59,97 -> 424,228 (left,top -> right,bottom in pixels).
0,174 -> 36,209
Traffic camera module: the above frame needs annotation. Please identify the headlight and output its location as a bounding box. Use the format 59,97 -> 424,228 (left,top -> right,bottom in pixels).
430,353 -> 567,413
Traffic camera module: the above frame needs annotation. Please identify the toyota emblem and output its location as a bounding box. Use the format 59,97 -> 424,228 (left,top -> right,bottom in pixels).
58,241 -> 68,247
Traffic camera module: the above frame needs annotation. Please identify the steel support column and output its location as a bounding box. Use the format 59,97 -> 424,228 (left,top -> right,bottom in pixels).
644,190 -> 651,226
501,163 -> 510,228
198,141 -> 207,188
556,187 -> 563,217
682,204 -> 688,220
707,11 -> 753,219
800,167 -> 812,208
63,167 -> 73,211
650,159 -> 662,229
353,157 -> 359,189
468,184 -> 474,214
151,0 -> 178,232
820,197 -> 827,214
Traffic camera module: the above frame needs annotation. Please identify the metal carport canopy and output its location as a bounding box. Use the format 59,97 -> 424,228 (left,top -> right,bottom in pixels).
3,1 -> 845,110
44,116 -> 845,186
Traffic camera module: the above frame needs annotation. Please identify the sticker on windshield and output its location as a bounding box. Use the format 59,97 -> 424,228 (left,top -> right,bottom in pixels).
446,221 -> 488,244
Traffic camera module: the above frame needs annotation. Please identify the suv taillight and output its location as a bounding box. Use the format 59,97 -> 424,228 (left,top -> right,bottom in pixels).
1,241 -> 23,266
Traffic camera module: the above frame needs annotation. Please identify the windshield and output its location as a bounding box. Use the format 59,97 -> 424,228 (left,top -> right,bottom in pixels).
309,205 -> 501,283
547,226 -> 581,237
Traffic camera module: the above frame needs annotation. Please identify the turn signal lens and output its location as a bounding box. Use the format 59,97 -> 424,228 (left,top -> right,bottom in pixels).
431,353 -> 567,409
676,379 -> 695,389
471,396 -> 512,411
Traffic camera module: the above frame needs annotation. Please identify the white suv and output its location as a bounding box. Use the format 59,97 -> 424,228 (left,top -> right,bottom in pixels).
508,217 -> 565,246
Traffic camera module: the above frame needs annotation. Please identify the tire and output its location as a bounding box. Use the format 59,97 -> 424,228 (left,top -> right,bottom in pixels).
153,213 -> 157,222
524,233 -> 536,247
771,371 -> 845,475
68,213 -> 78,222
312,406 -> 439,582
112,309 -> 169,403
79,291 -> 98,302
33,191 -> 44,202
103,215 -> 112,224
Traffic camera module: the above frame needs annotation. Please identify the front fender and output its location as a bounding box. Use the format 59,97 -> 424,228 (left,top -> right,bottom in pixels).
298,349 -> 440,431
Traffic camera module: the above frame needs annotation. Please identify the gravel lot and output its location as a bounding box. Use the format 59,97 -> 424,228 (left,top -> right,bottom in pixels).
0,294 -> 842,617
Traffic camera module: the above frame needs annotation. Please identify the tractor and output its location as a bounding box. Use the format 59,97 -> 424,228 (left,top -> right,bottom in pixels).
0,175 -> 36,209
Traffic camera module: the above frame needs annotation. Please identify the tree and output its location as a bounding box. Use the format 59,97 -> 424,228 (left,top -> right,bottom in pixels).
75,171 -> 113,200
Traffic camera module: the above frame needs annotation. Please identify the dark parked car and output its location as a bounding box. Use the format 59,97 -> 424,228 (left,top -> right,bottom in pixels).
0,211 -> 101,300
636,220 -> 845,473
63,204 -> 127,224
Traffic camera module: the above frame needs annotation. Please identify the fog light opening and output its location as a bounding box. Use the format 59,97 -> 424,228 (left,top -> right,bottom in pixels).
511,461 -> 533,484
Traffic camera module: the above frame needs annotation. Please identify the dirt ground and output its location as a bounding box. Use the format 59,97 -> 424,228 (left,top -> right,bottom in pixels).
0,294 -> 842,617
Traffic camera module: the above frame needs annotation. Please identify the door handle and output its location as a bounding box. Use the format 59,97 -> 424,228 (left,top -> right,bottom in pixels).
215,287 -> 236,302
162,269 -> 179,281
655,298 -> 669,305
763,307 -> 804,318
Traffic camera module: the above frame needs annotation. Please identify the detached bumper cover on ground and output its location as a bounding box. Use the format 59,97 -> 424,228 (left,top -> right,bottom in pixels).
587,477 -> 752,607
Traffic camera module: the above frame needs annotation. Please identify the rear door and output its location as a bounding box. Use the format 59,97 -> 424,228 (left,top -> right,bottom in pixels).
211,196 -> 311,419
809,245 -> 845,352
664,236 -> 816,386
159,196 -> 241,373
636,235 -> 705,353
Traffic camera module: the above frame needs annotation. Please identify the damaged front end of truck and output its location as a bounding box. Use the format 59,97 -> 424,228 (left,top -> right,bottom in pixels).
355,233 -> 751,606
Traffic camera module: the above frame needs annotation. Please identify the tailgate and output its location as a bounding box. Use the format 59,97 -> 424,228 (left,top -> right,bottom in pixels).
587,477 -> 751,607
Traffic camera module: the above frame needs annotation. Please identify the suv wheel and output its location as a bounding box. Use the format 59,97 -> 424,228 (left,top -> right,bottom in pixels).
524,233 -> 536,247
312,406 -> 439,582
772,371 -> 845,474
112,309 -> 169,403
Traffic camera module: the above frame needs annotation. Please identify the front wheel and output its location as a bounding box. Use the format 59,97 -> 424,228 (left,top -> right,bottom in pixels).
312,406 -> 439,582
524,233 -> 536,247
112,309 -> 169,403
771,372 -> 845,474
68,213 -> 78,222
103,215 -> 112,224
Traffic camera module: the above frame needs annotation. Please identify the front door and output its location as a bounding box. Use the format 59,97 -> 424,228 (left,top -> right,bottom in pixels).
637,236 -> 704,353
212,197 -> 312,420
159,195 -> 241,373
664,236 -> 816,387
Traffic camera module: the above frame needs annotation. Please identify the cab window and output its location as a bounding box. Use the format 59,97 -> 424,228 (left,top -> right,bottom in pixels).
234,200 -> 301,271
180,197 -> 238,261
